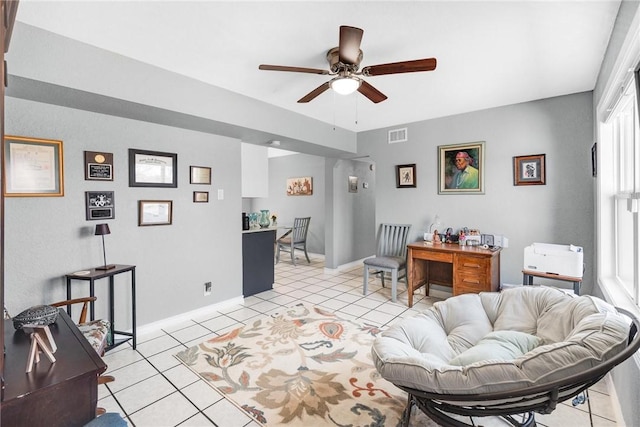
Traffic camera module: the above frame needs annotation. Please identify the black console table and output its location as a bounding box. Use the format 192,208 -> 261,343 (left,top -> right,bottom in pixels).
65,264 -> 136,350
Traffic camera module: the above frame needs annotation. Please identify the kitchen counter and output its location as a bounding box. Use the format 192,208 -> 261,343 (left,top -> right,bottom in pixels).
242,226 -> 279,234
242,228 -> 276,297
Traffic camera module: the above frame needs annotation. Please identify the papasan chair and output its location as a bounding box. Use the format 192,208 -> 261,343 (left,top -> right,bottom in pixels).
372,286 -> 640,427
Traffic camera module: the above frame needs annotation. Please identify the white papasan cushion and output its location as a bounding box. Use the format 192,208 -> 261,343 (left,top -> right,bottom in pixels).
372,286 -> 630,394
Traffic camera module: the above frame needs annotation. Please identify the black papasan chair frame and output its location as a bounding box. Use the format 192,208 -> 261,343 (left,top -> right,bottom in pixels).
396,307 -> 640,427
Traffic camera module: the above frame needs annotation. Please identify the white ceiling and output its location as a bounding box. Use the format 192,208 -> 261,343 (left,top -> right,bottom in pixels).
15,0 -> 620,132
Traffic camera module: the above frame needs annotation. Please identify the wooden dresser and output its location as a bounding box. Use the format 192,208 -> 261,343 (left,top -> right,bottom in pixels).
407,242 -> 501,307
1,309 -> 107,426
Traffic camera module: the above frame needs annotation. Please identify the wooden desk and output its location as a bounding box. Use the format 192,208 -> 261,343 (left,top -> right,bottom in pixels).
407,242 -> 501,307
66,264 -> 136,350
1,309 -> 107,427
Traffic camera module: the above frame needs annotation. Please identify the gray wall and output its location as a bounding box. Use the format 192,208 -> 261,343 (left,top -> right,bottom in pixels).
357,92 -> 595,291
592,1 -> 640,426
252,153 -> 326,255
5,97 -> 242,326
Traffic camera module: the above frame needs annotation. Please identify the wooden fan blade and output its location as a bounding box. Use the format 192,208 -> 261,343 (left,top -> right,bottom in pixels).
259,64 -> 330,75
298,82 -> 331,103
358,80 -> 387,103
339,26 -> 364,65
362,58 -> 437,76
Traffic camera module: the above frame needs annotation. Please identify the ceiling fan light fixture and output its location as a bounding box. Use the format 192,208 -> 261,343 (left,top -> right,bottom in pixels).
330,77 -> 361,95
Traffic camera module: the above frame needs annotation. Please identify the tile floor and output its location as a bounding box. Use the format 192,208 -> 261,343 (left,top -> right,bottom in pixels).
98,255 -> 620,426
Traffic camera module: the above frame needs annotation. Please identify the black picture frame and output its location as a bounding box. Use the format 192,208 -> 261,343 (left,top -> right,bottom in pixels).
85,191 -> 115,220
396,164 -> 417,188
128,149 -> 178,188
85,151 -> 113,181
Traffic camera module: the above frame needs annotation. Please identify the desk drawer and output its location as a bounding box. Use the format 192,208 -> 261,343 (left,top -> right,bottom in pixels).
411,249 -> 453,263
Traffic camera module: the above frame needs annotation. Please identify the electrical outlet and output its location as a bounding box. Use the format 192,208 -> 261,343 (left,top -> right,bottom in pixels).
204,282 -> 212,296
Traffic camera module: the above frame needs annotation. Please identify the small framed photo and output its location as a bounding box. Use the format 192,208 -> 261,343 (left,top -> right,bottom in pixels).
396,164 -> 417,188
138,200 -> 173,226
190,166 -> 211,185
84,151 -> 113,181
438,141 -> 484,194
513,154 -> 546,186
129,149 -> 177,188
348,176 -> 358,193
193,191 -> 209,203
3,135 -> 64,197
286,176 -> 313,196
85,191 -> 115,220
591,142 -> 597,177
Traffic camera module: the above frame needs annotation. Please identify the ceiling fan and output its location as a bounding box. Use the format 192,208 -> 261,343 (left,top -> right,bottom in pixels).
258,25 -> 437,104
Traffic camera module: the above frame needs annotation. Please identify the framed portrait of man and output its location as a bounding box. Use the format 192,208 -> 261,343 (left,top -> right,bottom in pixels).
438,141 -> 485,194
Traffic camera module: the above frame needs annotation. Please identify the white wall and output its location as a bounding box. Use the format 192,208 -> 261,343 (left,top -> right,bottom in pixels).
357,92 -> 595,291
5,97 -> 242,326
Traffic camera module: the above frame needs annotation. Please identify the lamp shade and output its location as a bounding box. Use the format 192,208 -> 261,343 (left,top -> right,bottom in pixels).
95,223 -> 111,236
330,77 -> 361,95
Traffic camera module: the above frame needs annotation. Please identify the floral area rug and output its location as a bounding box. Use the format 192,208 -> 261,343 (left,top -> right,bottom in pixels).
175,304 -> 436,426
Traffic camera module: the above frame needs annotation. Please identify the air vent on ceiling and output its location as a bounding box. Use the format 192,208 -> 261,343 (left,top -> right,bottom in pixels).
388,128 -> 408,144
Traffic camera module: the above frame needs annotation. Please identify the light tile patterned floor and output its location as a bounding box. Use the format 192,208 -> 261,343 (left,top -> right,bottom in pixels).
98,255 -> 619,426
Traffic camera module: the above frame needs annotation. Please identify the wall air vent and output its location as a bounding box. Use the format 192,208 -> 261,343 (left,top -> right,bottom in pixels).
388,128 -> 408,144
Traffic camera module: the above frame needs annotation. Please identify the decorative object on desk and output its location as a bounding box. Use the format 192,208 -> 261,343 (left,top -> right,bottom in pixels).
271,213 -> 277,226
84,150 -> 113,181
3,135 -> 64,197
513,153 -> 546,186
25,324 -> 57,373
286,176 -> 313,196
95,223 -> 116,270
438,141 -> 484,194
433,230 -> 441,243
193,191 -> 209,203
138,200 -> 173,226
128,148 -> 177,188
396,163 -> 417,188
85,191 -> 115,220
348,175 -> 358,193
190,165 -> 212,185
259,209 -> 271,228
12,305 -> 58,330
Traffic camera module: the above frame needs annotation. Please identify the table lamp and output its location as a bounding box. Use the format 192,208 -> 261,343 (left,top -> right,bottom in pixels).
95,223 -> 116,270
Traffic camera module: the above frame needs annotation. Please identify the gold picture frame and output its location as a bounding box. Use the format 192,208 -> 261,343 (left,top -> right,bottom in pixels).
513,154 -> 546,186
3,135 -> 64,197
438,141 -> 485,194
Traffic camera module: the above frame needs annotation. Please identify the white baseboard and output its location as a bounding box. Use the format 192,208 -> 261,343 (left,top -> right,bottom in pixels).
136,296 -> 245,336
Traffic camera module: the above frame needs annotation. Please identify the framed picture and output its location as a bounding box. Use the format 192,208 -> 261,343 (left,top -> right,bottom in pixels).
84,151 -> 113,181
348,176 -> 358,193
193,191 -> 209,203
513,154 -> 546,186
190,166 -> 211,185
286,176 -> 313,196
85,191 -> 115,220
129,149 -> 177,188
396,164 -> 417,188
438,141 -> 485,194
138,200 -> 173,226
3,135 -> 64,197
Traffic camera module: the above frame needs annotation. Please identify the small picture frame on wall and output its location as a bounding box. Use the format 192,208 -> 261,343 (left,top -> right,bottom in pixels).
190,166 -> 211,185
286,176 -> 313,196
193,191 -> 209,203
396,164 -> 417,188
138,200 -> 173,226
85,151 -> 113,181
348,176 -> 358,193
513,154 -> 546,186
85,191 -> 115,220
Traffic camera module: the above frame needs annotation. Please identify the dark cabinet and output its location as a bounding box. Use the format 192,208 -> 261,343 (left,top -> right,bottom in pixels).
242,230 -> 275,297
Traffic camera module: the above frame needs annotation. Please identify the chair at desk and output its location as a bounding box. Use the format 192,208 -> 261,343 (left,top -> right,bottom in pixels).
363,223 -> 411,303
276,217 -> 311,266
50,297 -> 115,415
